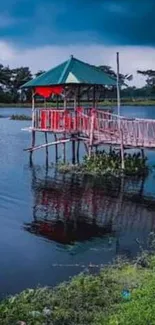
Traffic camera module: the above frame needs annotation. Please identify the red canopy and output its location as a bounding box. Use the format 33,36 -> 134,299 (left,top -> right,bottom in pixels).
35,86 -> 63,98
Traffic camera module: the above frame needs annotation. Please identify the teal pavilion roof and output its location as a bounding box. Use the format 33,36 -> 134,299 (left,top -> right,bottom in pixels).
21,55 -> 117,88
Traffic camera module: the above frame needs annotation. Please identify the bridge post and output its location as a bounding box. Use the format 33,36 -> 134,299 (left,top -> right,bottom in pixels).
120,129 -> 125,170
30,90 -> 35,164
45,132 -> 49,167
54,134 -> 58,163
89,109 -> 95,157
72,136 -> 76,164
30,130 -> 35,166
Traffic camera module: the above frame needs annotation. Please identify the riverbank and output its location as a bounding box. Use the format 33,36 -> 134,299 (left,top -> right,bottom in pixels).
0,99 -> 155,107
1,250 -> 155,325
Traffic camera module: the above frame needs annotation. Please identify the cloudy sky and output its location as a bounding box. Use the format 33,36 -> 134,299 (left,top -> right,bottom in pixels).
0,0 -> 154,86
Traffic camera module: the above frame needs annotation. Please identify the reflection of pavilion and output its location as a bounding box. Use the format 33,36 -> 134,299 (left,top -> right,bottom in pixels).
24,167 -> 155,252
24,218 -> 113,245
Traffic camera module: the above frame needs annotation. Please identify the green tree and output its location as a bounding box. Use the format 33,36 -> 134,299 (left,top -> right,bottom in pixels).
137,69 -> 155,87
98,65 -> 133,84
10,67 -> 32,102
35,70 -> 45,78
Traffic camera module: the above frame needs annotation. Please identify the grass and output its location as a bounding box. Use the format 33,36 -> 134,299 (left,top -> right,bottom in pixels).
1,99 -> 155,108
58,150 -> 149,177
10,114 -> 32,121
1,252 -> 155,324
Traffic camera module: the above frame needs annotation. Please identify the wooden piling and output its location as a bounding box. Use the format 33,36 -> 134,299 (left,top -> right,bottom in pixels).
120,129 -> 125,170
54,133 -> 58,163
141,148 -> 145,159
30,130 -> 35,165
77,139 -> 80,163
72,137 -> 76,164
95,145 -> 98,155
30,90 -> 35,164
45,132 -> 48,166
62,133 -> 66,163
89,110 -> 95,157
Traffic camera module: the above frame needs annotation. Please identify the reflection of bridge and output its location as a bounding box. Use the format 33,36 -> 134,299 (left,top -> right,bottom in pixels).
24,169 -> 155,249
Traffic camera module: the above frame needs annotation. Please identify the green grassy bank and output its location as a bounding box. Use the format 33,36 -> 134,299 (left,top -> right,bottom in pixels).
1,251 -> 155,325
1,99 -> 155,108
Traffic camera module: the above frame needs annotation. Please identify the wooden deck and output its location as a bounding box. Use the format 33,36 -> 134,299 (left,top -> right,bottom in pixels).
24,108 -> 155,150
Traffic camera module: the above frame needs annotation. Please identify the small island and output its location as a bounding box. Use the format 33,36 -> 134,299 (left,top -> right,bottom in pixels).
10,114 -> 32,121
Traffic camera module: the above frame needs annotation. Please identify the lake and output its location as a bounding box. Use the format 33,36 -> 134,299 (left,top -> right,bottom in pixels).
0,106 -> 155,298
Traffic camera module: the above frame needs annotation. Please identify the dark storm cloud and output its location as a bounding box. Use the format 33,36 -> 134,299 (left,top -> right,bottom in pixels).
0,0 -> 154,47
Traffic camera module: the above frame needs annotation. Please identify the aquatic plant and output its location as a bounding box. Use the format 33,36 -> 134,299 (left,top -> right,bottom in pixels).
58,150 -> 149,177
10,114 -> 32,121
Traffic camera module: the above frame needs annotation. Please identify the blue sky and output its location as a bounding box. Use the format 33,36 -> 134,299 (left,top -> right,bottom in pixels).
0,0 -> 154,86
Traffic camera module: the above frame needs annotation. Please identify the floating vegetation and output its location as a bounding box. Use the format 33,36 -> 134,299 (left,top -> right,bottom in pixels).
58,150 -> 149,177
10,114 -> 32,121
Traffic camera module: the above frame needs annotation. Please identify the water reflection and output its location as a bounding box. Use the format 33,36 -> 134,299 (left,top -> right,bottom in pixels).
24,166 -> 155,255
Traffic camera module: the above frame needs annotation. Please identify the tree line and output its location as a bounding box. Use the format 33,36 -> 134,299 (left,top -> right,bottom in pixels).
0,63 -> 154,103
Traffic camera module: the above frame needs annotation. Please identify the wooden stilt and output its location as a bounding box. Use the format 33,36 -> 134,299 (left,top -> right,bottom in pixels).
54,133 -> 58,163
62,133 -> 66,163
141,148 -> 145,159
77,139 -> 80,163
30,130 -> 35,165
84,142 -> 89,155
45,132 -> 48,166
120,129 -> 125,170
89,111 -> 95,157
30,90 -> 35,165
72,137 -> 76,164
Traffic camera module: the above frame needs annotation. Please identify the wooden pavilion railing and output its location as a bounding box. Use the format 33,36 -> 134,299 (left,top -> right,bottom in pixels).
33,108 -> 155,148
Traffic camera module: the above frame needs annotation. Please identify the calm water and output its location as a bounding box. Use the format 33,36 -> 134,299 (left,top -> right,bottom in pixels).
0,106 -> 155,298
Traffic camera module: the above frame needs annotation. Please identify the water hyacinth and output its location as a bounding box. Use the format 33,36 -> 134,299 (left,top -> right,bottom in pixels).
58,149 -> 149,177
83,150 -> 149,176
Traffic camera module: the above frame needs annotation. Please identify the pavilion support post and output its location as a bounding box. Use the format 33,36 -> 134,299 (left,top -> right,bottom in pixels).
45,132 -> 49,166
93,85 -> 96,108
44,98 -> 47,108
54,133 -> 58,163
56,95 -> 59,109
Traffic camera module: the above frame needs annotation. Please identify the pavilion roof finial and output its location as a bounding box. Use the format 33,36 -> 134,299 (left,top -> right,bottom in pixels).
70,54 -> 73,59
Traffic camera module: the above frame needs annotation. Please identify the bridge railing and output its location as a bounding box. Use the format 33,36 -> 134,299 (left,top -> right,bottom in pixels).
33,108 -> 155,147
93,114 -> 155,146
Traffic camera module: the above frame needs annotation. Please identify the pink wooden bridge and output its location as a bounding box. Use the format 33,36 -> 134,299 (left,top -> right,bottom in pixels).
30,108 -> 155,149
